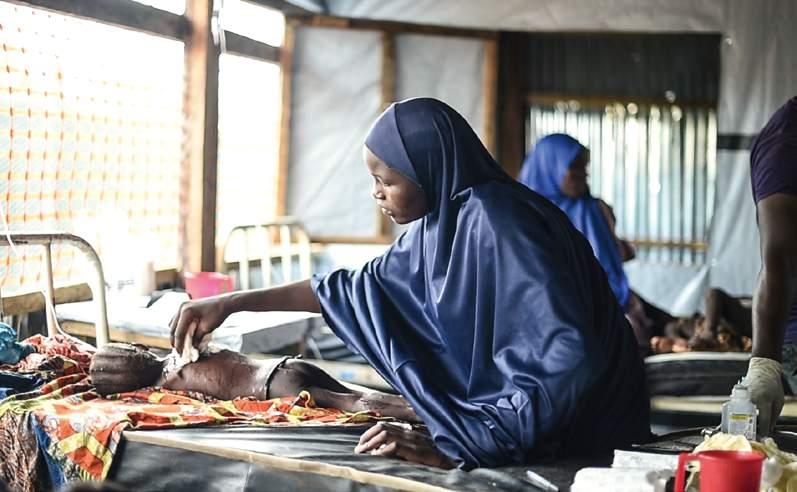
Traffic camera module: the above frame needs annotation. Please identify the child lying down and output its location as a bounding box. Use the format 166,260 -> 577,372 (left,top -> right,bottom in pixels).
89,343 -> 454,468
89,342 -> 419,422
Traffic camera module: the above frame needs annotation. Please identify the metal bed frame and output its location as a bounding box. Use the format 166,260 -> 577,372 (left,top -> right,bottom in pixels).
0,232 -> 110,346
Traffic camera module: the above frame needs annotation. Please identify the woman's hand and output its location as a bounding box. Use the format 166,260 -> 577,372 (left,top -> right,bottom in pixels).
169,280 -> 321,353
355,422 -> 455,469
169,295 -> 232,352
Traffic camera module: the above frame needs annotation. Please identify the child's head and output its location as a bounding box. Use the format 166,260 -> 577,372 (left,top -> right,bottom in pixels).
89,343 -> 163,396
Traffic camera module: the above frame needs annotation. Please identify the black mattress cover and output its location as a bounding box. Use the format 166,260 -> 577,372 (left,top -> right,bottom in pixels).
108,425 -> 606,492
645,352 -> 750,396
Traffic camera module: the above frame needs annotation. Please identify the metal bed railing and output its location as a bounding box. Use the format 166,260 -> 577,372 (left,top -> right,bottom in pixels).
0,232 -> 110,346
222,218 -> 316,289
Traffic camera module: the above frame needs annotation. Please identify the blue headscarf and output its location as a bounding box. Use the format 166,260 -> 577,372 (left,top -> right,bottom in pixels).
519,134 -> 631,308
313,99 -> 648,469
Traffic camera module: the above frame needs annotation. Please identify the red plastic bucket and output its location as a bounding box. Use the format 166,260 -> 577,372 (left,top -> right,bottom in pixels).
675,450 -> 764,492
183,272 -> 234,299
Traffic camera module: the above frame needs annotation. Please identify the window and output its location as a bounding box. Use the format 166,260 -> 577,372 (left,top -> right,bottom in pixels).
219,0 -> 285,47
215,1 -> 284,246
527,100 -> 717,265
0,2 -> 184,293
216,54 -> 282,243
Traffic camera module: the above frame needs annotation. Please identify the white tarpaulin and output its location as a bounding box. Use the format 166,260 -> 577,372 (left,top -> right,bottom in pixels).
287,27 -> 490,239
707,0 -> 797,300
395,34 -> 485,141
287,26 -> 381,237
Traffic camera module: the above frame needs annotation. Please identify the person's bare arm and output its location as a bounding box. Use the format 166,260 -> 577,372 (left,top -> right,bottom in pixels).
226,279 -> 321,313
597,198 -> 636,262
170,279 -> 321,351
753,193 -> 797,361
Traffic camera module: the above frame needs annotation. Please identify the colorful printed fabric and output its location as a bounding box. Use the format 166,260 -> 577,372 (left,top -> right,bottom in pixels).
0,334 -> 95,491
15,334 -> 95,372
0,411 -> 47,492
0,373 -> 380,488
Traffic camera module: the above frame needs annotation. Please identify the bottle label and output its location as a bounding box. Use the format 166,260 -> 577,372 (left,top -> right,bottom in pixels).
728,413 -> 756,440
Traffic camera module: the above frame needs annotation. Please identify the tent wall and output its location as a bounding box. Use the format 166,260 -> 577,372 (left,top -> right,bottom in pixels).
395,34 -> 486,142
286,27 -> 381,237
287,1 -> 797,313
286,24 -> 493,240
708,0 -> 797,298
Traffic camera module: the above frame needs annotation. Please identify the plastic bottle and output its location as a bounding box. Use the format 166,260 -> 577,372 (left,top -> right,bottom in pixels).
721,379 -> 757,440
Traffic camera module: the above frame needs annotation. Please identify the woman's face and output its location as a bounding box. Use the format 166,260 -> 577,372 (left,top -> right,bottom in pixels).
364,146 -> 428,224
560,149 -> 589,198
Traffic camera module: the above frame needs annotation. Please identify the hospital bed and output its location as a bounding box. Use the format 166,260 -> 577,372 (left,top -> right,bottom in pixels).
39,221 -> 327,352
55,296 -> 325,354
0,232 -> 110,345
221,219 -> 323,289
645,351 -> 797,432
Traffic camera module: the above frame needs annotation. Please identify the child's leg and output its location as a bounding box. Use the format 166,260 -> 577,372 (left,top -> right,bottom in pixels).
269,359 -> 420,422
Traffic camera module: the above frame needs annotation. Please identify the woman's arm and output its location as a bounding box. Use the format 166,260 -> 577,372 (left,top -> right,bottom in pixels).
597,198 -> 636,261
170,279 -> 321,351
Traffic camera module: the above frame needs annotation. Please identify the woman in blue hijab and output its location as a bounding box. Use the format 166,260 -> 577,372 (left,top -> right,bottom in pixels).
171,99 -> 650,469
519,134 -> 673,354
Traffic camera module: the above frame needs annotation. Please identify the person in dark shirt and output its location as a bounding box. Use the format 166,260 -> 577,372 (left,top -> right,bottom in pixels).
745,96 -> 797,436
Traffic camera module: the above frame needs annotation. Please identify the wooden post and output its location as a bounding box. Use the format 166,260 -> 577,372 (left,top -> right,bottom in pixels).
380,31 -> 396,111
482,38 -> 498,157
377,31 -> 396,237
275,21 -> 296,217
182,0 -> 219,272
497,32 -> 526,178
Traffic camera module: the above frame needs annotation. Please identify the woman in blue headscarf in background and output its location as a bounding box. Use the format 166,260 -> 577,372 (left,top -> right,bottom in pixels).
519,134 -> 674,355
171,99 -> 650,469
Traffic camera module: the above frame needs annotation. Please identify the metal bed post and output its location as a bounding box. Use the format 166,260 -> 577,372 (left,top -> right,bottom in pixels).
0,232 -> 110,347
42,242 -> 57,337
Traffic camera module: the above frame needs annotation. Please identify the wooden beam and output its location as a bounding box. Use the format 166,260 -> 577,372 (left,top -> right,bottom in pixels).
275,21 -> 296,217
481,38 -> 498,157
10,0 -> 188,40
380,32 -> 396,111
299,15 -> 497,40
182,0 -> 219,272
1,283 -> 92,317
224,31 -> 281,62
376,31 -> 396,237
628,239 -> 709,251
496,32 -> 526,178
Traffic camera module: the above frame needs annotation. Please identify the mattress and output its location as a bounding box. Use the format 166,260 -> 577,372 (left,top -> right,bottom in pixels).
645,352 -> 751,397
